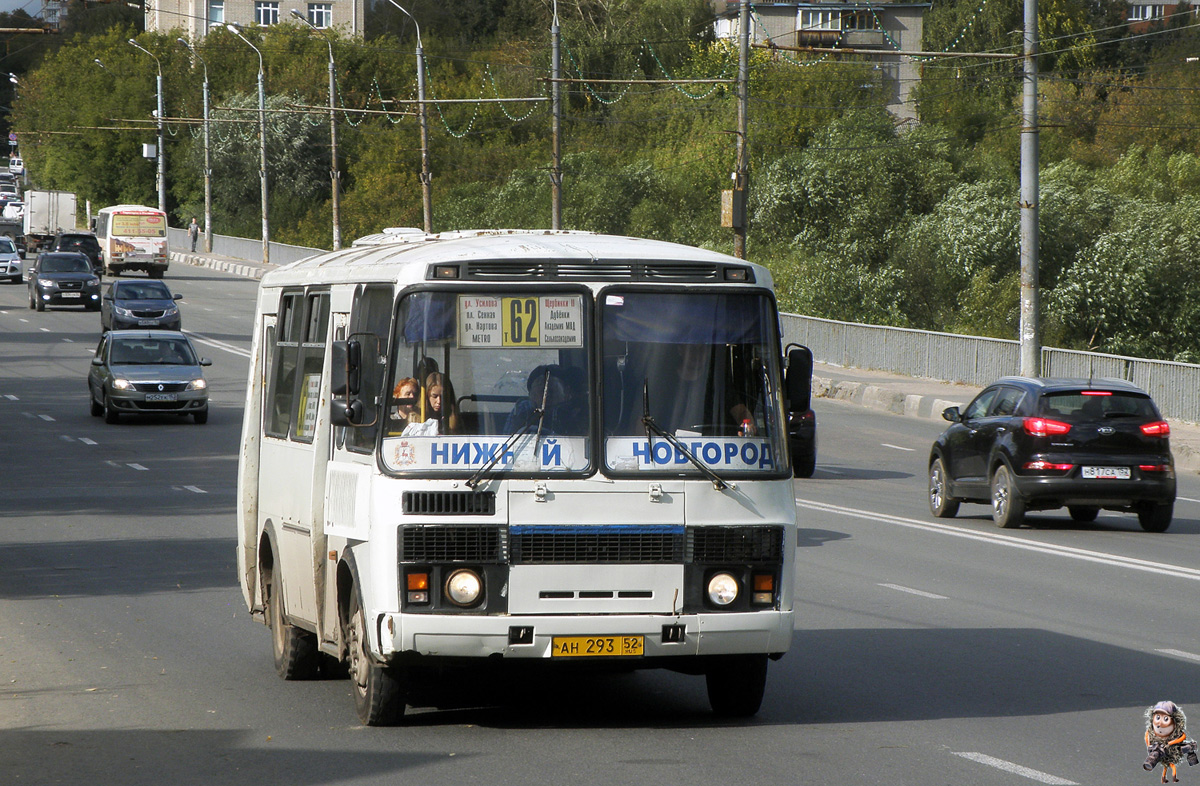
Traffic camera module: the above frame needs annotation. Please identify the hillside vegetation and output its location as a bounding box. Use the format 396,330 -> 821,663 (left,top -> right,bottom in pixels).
6,0 -> 1200,360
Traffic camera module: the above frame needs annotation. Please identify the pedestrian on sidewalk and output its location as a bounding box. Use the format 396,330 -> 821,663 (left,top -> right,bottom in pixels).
187,217 -> 199,252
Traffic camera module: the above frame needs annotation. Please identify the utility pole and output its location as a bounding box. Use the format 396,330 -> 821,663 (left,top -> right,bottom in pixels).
550,10 -> 562,230
1019,0 -> 1040,376
733,0 -> 750,259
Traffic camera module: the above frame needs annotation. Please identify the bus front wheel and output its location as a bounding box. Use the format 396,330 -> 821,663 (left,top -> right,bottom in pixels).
705,654 -> 768,718
347,591 -> 405,726
267,570 -> 319,680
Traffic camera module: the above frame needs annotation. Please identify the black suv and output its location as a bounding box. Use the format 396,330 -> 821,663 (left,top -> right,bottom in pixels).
928,377 -> 1176,531
52,232 -> 103,274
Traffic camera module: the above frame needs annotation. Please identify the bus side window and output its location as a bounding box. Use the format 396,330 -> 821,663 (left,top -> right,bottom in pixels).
265,292 -> 303,438
291,292 -> 330,442
344,284 -> 393,453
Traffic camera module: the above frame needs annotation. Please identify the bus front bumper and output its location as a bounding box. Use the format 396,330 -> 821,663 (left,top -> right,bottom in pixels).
377,610 -> 794,660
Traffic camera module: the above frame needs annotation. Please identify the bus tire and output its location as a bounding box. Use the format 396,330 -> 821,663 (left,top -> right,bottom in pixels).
347,591 -> 405,726
705,654 -> 768,718
267,570 -> 320,680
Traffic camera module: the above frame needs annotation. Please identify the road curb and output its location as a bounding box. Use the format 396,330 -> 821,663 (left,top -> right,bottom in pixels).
814,375 -> 966,422
171,251 -> 270,280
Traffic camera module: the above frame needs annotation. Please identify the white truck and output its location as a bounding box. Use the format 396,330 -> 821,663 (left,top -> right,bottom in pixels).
23,190 -> 77,254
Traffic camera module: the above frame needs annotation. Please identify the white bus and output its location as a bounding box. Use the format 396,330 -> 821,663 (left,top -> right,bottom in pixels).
236,230 -> 814,724
93,204 -> 169,278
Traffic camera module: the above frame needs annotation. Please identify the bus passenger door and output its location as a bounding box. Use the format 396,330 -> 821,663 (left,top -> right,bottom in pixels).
258,289 -> 330,627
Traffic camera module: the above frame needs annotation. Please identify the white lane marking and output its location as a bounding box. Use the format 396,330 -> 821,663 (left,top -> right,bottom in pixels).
127,463 -> 149,471
796,498 -> 1200,581
59,435 -> 75,442
1178,496 -> 1200,504
878,583 -> 946,599
62,337 -> 73,343
19,318 -> 28,323
39,327 -> 50,332
952,752 -> 1077,785
184,329 -> 251,359
881,443 -> 915,452
182,485 -> 207,494
819,467 -> 845,475
38,414 -> 54,421
79,438 -> 97,445
1156,649 -> 1200,663
5,394 -> 17,400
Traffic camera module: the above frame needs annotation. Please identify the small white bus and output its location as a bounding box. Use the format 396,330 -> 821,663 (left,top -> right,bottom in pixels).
93,204 -> 169,278
236,230 -> 814,724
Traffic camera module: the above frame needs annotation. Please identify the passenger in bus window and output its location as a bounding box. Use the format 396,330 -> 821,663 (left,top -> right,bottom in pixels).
504,364 -> 567,433
424,371 -> 461,434
389,376 -> 419,434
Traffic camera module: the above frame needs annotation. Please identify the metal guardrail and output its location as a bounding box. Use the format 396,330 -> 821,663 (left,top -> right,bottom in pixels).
781,313 -> 1200,424
167,227 -> 323,268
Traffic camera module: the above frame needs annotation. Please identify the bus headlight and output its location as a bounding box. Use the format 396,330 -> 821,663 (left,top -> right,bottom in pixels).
706,572 -> 739,606
444,569 -> 483,607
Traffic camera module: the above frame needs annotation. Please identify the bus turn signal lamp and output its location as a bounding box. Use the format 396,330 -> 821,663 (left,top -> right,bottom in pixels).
407,572 -> 429,605
752,574 -> 775,606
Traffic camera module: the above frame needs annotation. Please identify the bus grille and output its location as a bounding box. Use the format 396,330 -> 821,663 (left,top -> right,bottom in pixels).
400,525 -> 506,563
403,491 -> 495,515
510,525 -> 684,564
686,526 -> 783,564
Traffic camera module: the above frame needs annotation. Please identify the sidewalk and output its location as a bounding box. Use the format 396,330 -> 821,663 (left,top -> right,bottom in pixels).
813,362 -> 1200,474
169,250 -> 1199,474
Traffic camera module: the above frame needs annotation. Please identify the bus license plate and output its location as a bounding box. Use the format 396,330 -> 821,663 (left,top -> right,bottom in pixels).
145,393 -> 178,402
1082,466 -> 1130,479
551,635 -> 644,658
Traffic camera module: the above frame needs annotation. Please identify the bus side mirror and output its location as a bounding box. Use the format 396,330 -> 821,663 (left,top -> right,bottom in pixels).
785,345 -> 813,413
331,339 -> 362,398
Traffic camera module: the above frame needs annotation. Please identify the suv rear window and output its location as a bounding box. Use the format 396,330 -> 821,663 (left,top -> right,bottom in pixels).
1038,391 -> 1157,420
60,236 -> 100,251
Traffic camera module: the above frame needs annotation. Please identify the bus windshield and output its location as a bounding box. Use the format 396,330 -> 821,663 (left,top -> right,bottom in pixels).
381,290 -> 592,476
379,287 -> 787,479
600,290 -> 788,477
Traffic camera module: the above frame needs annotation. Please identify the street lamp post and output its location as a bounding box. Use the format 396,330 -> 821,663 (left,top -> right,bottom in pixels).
128,39 -> 166,215
290,9 -> 341,250
226,23 -> 270,266
384,0 -> 431,232
177,37 -> 212,253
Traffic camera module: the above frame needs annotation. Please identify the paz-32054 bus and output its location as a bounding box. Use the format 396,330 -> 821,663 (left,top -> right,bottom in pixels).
236,230 -> 813,724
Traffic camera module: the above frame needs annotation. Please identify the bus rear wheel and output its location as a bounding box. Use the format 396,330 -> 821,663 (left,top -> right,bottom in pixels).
267,570 -> 319,680
705,654 -> 768,718
347,591 -> 405,726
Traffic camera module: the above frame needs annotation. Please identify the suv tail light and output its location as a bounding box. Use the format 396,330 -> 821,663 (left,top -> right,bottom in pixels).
1024,460 -> 1073,472
1141,421 -> 1170,436
1024,417 -> 1072,437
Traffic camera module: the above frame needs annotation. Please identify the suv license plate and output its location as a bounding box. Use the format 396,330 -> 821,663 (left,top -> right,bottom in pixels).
60,292 -> 81,298
551,636 -> 644,658
145,393 -> 178,402
1082,466 -> 1130,479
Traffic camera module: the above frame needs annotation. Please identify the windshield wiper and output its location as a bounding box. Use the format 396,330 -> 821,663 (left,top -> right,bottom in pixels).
640,378 -> 730,491
465,376 -> 553,491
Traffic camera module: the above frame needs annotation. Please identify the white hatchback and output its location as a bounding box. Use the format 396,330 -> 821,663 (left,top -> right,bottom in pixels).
0,236 -> 21,283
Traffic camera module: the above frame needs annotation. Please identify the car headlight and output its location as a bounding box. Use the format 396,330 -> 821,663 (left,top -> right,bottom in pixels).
111,378 -> 133,391
87,276 -> 100,286
114,306 -> 134,317
37,277 -> 56,287
706,572 -> 740,606
444,569 -> 483,607
164,304 -> 179,315
186,378 -> 207,391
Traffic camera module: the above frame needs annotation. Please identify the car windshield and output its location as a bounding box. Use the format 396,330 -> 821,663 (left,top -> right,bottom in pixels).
0,238 -> 15,254
110,338 -> 196,366
1039,391 -> 1157,420
41,256 -> 90,273
117,282 -> 171,300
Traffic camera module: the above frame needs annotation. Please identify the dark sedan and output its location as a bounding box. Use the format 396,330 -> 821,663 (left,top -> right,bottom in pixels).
87,330 -> 211,424
928,376 -> 1176,531
27,252 -> 101,311
52,232 -> 103,274
100,279 -> 183,332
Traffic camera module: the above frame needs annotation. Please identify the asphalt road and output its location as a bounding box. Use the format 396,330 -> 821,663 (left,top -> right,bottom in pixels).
3,264 -> 1200,785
